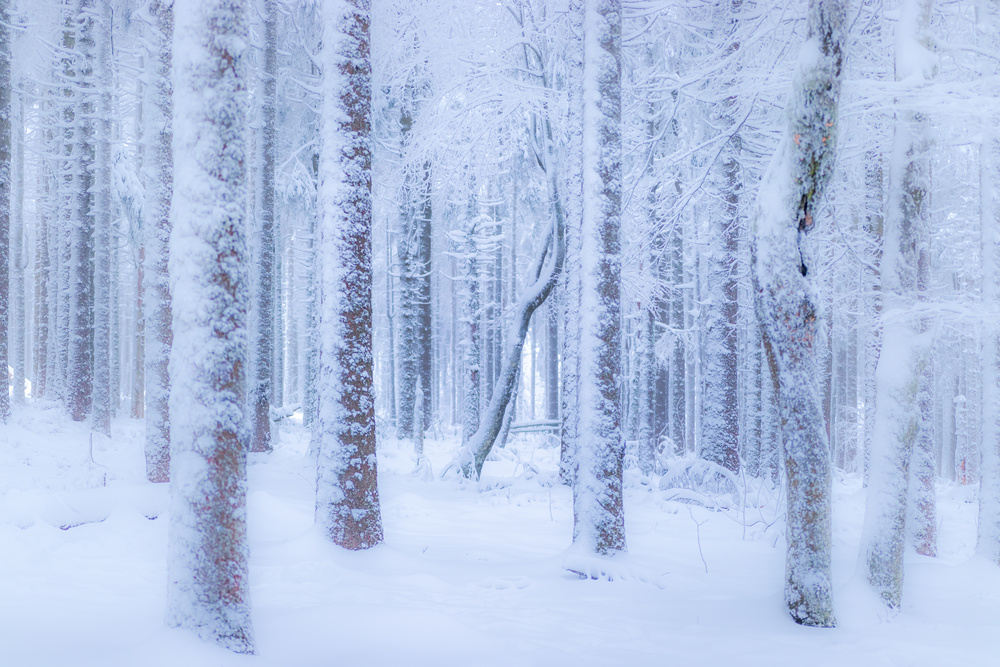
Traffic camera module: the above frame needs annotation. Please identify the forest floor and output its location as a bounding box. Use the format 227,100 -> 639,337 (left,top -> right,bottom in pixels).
1,402 -> 998,666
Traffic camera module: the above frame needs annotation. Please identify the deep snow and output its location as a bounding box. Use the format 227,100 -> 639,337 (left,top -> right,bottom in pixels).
1,404 -> 998,666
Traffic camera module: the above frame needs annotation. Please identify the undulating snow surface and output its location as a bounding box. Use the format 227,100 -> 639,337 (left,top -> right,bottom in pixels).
1,405 -> 998,665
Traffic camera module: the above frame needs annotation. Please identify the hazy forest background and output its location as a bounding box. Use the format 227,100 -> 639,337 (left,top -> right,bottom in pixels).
2,0 -> 1000,663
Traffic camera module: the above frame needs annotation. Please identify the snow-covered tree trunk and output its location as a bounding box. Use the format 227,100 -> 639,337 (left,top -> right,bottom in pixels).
0,0 -> 8,422
459,181 -> 565,478
977,0 -> 1000,566
68,0 -> 96,422
909,359 -> 937,556
11,88 -> 23,407
413,376 -> 424,455
636,305 -> 657,474
55,11 -> 75,404
860,0 -> 936,609
700,0 -> 742,474
560,227 -> 581,485
304,147 -> 319,433
55,59 -> 72,403
560,0 -> 584,486
91,0 -> 114,436
166,0 -> 254,652
458,215 -> 481,449
572,0 -> 626,556
34,182 -> 50,400
416,182 -> 433,433
385,220 -> 397,428
143,0 -> 173,483
315,0 -> 383,550
546,295 -> 559,422
751,0 -> 845,627
250,0 -> 277,454
668,228 -> 686,453
862,147 -> 884,486
133,252 -> 145,419
34,92 -> 56,402
395,72 -> 433,441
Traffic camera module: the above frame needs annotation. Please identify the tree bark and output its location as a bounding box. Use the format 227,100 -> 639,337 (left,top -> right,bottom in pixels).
167,0 -> 254,652
700,0 -> 742,474
458,211 -> 481,450
572,0 -> 626,556
11,84 -> 24,407
977,0 -> 1000,567
143,0 -> 173,483
0,0 -> 9,422
751,0 -> 845,627
250,0 -> 277,454
91,0 -> 114,437
68,0 -> 97,424
860,0 -> 936,609
559,0 -> 584,486
315,0 -> 383,550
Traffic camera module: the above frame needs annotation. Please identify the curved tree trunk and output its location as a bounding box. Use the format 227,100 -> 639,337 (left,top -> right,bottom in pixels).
460,203 -> 564,478
751,0 -> 845,627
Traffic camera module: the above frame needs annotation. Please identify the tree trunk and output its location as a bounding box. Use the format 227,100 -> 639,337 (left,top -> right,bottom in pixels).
167,0 -> 254,652
559,0 -> 584,486
546,292 -> 559,421
460,197 -> 564,478
33,162 -> 49,400
977,0 -> 1000,567
459,212 -> 481,449
396,67 -> 433,440
132,248 -> 145,419
315,0 -> 383,550
572,0 -> 626,556
751,0 -> 845,627
143,0 -> 173,483
54,18 -> 74,405
91,0 -> 114,437
0,0 -> 9,422
304,148 -> 319,433
700,0 -> 742,474
250,0 -> 277,454
860,0 -> 936,609
68,0 -> 96,424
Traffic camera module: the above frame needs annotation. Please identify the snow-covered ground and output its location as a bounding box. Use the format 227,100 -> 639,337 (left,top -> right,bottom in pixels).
1,405 -> 998,666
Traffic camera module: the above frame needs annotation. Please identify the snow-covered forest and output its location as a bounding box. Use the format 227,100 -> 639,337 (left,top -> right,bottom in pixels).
2,0 -> 1000,663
